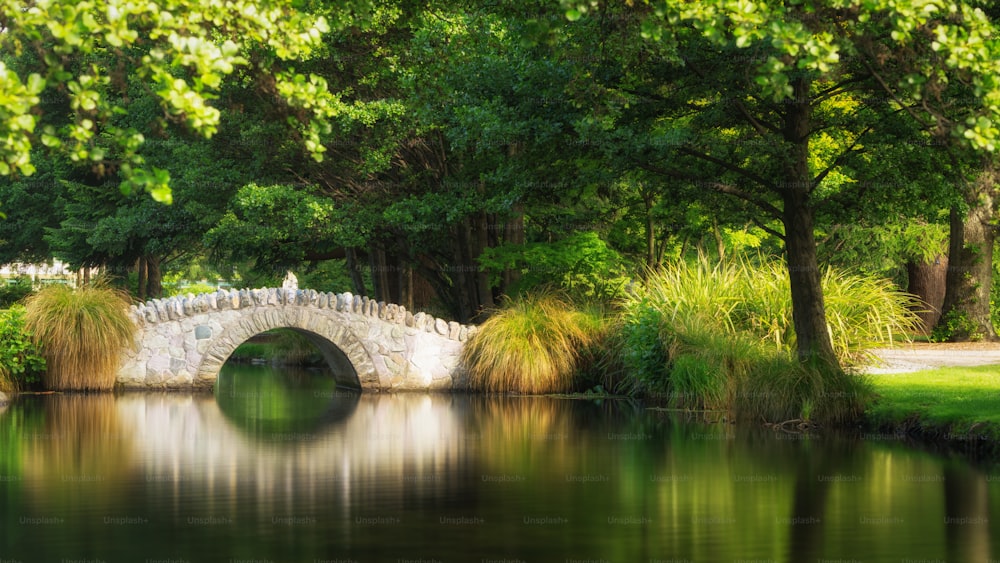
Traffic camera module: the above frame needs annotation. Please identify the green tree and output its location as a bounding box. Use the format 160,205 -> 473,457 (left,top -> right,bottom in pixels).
567,0 -> 1000,365
201,2 -> 620,321
0,0 -> 343,202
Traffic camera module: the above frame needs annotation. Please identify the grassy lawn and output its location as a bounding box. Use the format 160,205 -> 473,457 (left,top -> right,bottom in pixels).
867,365 -> 1000,441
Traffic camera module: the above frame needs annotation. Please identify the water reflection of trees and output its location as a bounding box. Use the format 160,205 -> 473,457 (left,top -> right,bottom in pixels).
1,391 -> 998,561
944,461 -> 991,563
215,365 -> 361,438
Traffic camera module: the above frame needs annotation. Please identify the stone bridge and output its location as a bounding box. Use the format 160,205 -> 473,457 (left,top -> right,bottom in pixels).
117,288 -> 476,391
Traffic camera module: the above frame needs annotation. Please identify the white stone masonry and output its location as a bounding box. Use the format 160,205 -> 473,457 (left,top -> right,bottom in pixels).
117,288 -> 475,391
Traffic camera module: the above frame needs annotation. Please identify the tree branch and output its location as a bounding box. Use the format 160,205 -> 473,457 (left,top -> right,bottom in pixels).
677,146 -> 778,192
861,58 -> 933,130
682,54 -> 781,134
810,74 -> 871,106
634,159 -> 783,219
811,125 -> 872,192
751,217 -> 785,240
732,98 -> 782,136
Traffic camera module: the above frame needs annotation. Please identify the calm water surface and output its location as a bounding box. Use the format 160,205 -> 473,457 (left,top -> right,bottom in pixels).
1,364 -> 998,562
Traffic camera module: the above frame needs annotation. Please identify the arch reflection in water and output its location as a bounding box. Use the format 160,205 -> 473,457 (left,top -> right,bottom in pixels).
1,392 -> 999,561
214,363 -> 360,439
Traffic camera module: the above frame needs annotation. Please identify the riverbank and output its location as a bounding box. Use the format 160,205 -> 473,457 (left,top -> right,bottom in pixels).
864,348 -> 1000,459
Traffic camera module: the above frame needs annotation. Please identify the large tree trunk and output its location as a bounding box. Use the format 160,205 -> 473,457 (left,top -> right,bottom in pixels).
398,262 -> 413,311
938,161 -> 998,341
782,75 -> 839,368
784,192 -> 838,366
501,203 -> 525,294
345,247 -> 367,296
145,255 -> 162,299
137,256 -> 148,301
906,254 -> 947,335
369,245 -> 388,302
451,223 -> 475,322
471,211 -> 494,314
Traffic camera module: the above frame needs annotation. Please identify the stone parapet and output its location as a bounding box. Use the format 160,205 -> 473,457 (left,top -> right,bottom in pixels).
118,288 -> 475,392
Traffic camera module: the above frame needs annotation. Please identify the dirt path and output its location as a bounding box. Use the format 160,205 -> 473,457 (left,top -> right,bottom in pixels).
867,342 -> 1000,374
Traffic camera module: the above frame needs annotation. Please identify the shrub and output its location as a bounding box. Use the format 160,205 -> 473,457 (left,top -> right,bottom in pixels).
24,283 -> 136,391
462,292 -> 605,394
164,283 -> 220,298
658,321 -> 765,411
478,231 -> 631,302
0,306 -> 46,392
230,329 -> 325,366
0,276 -> 34,308
609,304 -> 669,394
931,309 -> 983,342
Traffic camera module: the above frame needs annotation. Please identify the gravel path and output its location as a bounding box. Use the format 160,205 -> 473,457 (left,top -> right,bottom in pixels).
867,343 -> 1000,374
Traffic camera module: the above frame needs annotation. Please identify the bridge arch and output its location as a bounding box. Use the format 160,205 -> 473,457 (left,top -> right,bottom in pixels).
117,288 -> 474,391
197,309 -> 372,390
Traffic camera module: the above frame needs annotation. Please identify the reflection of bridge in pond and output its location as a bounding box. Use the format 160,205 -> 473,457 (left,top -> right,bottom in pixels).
119,393 -> 472,496
117,288 -> 476,391
6,393 -> 994,562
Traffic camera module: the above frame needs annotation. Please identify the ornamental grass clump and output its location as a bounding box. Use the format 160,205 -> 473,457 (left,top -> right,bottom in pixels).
462,292 -> 604,394
24,283 -> 136,391
635,256 -> 921,367
615,256 -> 911,424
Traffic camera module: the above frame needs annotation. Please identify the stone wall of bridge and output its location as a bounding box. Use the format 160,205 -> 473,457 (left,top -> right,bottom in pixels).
117,288 -> 476,391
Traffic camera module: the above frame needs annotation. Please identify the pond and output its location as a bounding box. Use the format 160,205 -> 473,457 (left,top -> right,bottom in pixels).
1,363 -> 998,562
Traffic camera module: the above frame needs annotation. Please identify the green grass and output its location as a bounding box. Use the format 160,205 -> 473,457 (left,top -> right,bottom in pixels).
867,366 -> 1000,441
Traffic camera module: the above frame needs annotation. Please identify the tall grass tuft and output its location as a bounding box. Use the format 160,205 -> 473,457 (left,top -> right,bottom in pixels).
24,283 -> 136,391
0,366 -> 11,394
732,357 -> 872,425
615,256 -> 908,424
634,256 -> 920,366
463,292 -> 605,394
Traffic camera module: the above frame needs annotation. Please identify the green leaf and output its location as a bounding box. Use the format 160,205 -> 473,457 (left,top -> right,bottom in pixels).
26,73 -> 46,94
150,185 -> 173,204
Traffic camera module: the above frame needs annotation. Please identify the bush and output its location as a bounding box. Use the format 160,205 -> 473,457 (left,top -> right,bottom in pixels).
609,304 -> 669,394
229,329 -> 325,366
0,306 -> 46,392
478,231 -> 631,302
462,292 -> 605,394
733,356 -> 871,425
0,276 -> 34,308
931,308 -> 983,342
24,283 -> 136,391
163,282 -> 220,298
